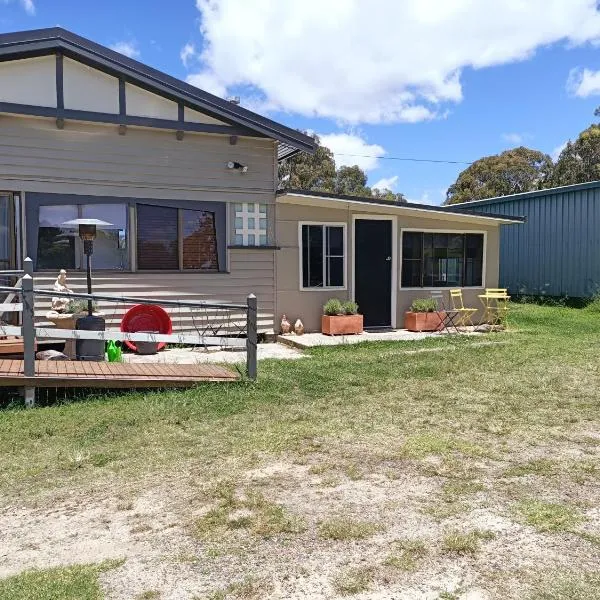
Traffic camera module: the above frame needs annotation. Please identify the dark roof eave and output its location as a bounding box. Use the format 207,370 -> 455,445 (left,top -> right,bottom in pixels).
0,27 -> 316,157
277,189 -> 526,223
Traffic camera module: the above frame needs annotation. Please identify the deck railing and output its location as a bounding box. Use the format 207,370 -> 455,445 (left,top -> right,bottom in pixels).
0,258 -> 257,406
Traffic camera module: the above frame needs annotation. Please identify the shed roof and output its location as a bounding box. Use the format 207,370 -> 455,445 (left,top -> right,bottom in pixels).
277,189 -> 525,224
447,180 -> 600,208
0,27 -> 315,159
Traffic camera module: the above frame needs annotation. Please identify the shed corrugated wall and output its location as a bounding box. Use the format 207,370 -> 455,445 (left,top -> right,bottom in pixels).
469,183 -> 600,297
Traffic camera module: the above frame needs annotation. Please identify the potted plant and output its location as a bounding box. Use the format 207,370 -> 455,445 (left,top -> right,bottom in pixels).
321,298 -> 364,335
404,298 -> 444,332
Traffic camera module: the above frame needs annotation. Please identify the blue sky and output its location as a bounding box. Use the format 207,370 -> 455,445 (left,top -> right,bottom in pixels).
3,0 -> 600,205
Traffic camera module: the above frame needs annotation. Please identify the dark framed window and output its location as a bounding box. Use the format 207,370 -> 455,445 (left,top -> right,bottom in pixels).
37,204 -> 128,271
136,204 -> 219,271
401,232 -> 484,288
301,223 -> 345,289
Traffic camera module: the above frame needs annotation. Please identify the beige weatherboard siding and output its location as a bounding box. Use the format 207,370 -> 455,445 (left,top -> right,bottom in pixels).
0,116 -> 277,199
33,250 -> 276,334
275,193 -> 513,332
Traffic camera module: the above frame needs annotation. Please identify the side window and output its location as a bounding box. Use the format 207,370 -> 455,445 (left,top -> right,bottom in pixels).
300,223 -> 346,289
234,203 -> 268,246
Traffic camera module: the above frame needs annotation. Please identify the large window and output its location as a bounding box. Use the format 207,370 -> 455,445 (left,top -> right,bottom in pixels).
401,231 -> 484,288
37,204 -> 128,271
136,204 -> 219,271
300,223 -> 345,289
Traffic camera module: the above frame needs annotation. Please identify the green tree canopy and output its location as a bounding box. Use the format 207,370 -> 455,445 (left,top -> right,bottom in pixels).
334,165 -> 370,196
550,124 -> 600,187
445,146 -> 553,205
278,132 -> 406,202
278,134 -> 336,191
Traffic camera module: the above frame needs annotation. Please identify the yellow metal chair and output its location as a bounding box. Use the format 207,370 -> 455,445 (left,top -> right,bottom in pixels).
479,288 -> 511,325
449,289 -> 478,327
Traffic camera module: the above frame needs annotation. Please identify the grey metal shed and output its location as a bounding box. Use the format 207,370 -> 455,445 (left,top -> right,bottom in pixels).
448,181 -> 600,298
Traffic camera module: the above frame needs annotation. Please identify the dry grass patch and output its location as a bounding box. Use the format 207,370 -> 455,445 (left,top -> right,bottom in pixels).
528,571 -> 600,599
398,434 -> 489,460
205,576 -> 272,600
318,517 -> 383,541
515,499 -> 584,533
194,487 -> 305,540
331,566 -> 375,596
385,538 -> 428,571
441,530 -> 495,556
503,459 -> 560,478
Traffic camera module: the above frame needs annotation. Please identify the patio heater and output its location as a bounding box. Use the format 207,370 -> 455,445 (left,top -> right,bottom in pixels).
61,218 -> 113,361
61,218 -> 113,315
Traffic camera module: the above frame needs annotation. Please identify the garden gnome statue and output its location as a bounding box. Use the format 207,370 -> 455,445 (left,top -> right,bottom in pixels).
280,314 -> 291,334
294,318 -> 304,335
51,269 -> 73,313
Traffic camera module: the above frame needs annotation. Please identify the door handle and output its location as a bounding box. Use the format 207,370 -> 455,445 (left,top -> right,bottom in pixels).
385,256 -> 392,261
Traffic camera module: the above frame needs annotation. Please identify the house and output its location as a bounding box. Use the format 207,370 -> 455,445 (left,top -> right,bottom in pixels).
449,181 -> 600,298
275,190 -> 522,331
0,27 -> 523,334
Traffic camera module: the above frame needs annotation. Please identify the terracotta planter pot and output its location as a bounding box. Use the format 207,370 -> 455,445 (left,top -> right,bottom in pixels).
321,314 -> 364,336
404,311 -> 445,332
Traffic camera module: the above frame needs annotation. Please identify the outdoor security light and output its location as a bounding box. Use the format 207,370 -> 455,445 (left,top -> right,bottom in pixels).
227,161 -> 248,173
62,218 -> 113,315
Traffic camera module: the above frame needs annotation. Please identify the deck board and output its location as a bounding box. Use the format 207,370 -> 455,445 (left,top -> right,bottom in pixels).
0,359 -> 238,388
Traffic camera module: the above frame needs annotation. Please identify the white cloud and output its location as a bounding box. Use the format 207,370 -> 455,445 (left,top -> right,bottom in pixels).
408,192 -> 432,205
567,67 -> 600,97
319,133 -> 385,171
186,72 -> 227,97
20,0 -> 34,14
180,43 -> 197,68
551,141 -> 568,161
1,0 -> 35,14
109,41 -> 140,59
502,132 -> 524,145
190,0 -> 600,124
371,175 -> 399,191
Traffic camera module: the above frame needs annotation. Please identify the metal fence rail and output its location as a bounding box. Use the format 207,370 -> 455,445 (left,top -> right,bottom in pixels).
0,258 -> 257,406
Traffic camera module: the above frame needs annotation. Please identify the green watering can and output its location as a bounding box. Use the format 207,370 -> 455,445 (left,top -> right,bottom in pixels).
106,340 -> 122,362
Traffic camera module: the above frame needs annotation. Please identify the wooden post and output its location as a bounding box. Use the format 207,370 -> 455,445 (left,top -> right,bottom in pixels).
21,267 -> 35,407
246,293 -> 257,381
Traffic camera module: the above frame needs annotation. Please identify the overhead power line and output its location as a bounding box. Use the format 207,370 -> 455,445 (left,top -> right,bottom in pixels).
332,153 -> 472,165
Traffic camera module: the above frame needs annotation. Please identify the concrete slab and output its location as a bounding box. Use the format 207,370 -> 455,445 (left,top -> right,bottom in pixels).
276,328 -> 479,349
122,342 -> 304,365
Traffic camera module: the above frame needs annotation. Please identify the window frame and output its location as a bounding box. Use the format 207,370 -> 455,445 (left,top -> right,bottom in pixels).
36,202 -> 130,272
0,191 -> 16,271
136,204 -> 220,273
298,221 -> 347,291
233,202 -> 268,247
399,228 -> 487,290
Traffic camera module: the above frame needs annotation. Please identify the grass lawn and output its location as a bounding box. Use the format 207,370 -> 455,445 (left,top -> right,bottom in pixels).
1,303 -> 600,599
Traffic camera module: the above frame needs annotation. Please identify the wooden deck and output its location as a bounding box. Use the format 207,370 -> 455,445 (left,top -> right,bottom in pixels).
0,359 -> 238,388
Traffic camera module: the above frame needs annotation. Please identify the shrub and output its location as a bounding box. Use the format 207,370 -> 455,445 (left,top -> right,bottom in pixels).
323,298 -> 344,316
585,294 -> 600,313
410,298 -> 438,313
66,298 -> 98,314
343,300 -> 359,315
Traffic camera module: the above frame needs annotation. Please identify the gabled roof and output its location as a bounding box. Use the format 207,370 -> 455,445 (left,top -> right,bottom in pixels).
0,27 -> 315,159
277,190 -> 525,224
446,180 -> 600,208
